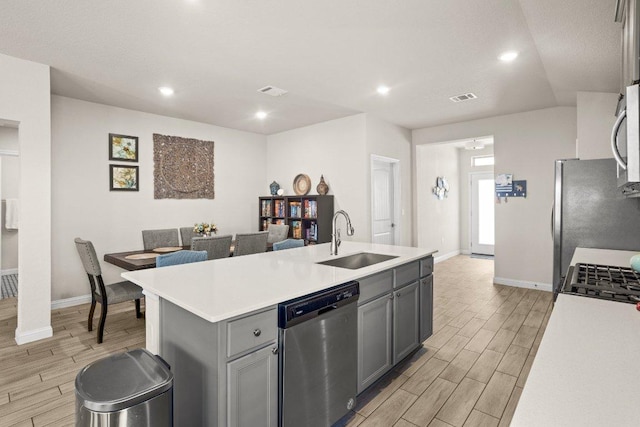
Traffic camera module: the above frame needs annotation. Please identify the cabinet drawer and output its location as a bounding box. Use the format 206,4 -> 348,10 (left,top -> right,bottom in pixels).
420,257 -> 434,277
359,270 -> 393,303
394,261 -> 419,288
227,308 -> 277,358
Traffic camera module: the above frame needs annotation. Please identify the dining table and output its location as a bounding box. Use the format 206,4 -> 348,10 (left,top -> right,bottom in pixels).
104,242 -> 273,271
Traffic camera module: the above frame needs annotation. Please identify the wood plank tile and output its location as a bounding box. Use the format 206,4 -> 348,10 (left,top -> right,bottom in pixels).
425,326 -> 461,350
356,371 -> 409,417
466,350 -> 504,384
500,313 -> 526,333
496,345 -> 529,377
516,355 -> 535,388
335,411 -> 365,427
360,389 -> 417,427
436,378 -> 485,427
474,371 -> 517,418
522,309 -> 544,329
463,410 -> 499,427
464,329 -> 496,354
429,419 -> 455,427
511,325 -> 538,349
481,313 -> 509,332
449,311 -> 476,329
395,419 -> 419,427
395,346 -> 438,377
403,378 -> 457,426
434,336 -> 471,362
457,318 -> 486,339
485,329 -> 516,354
439,350 -> 481,384
498,386 -> 523,427
401,357 -> 449,396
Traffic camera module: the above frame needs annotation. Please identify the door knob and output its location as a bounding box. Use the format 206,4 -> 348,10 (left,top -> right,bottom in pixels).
253,329 -> 261,337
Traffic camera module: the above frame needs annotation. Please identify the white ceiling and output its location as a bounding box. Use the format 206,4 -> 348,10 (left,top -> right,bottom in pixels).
0,0 -> 621,135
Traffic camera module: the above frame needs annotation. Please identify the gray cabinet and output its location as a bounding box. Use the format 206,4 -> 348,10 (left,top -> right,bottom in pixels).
419,275 -> 433,342
393,281 -> 420,364
227,343 -> 278,427
357,293 -> 393,393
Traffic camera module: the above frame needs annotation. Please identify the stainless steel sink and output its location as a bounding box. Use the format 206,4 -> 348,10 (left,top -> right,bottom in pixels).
317,252 -> 398,270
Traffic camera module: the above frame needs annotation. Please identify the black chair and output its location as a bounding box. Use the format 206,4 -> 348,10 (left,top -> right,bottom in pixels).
74,238 -> 143,344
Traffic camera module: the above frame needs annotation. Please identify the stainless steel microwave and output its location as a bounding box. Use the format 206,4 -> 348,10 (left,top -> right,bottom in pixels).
612,84 -> 640,196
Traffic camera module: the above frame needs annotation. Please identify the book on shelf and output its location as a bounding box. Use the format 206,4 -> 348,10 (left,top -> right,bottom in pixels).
274,199 -> 285,217
261,200 -> 272,217
303,199 -> 317,218
291,220 -> 302,239
262,219 -> 268,230
274,219 -> 284,225
289,201 -> 302,218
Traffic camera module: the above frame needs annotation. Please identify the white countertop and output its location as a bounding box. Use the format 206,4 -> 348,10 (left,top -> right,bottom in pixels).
123,241 -> 436,323
512,248 -> 640,427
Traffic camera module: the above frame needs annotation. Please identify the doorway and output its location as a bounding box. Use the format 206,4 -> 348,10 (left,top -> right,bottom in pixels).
470,172 -> 495,256
0,124 -> 20,299
371,155 -> 400,245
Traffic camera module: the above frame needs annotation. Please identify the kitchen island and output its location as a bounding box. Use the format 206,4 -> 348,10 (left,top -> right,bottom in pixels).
123,241 -> 436,426
511,248 -> 640,427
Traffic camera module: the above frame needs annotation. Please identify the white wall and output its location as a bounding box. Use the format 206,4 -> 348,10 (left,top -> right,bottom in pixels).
0,53 -> 52,344
51,96 -> 267,301
266,114 -> 368,242
413,107 -> 577,288
0,127 -> 19,272
365,116 -> 412,246
576,91 -> 618,160
415,144 -> 460,259
458,145 -> 494,253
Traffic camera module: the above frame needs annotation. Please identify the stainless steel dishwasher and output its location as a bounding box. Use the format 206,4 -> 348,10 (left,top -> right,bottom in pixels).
278,281 -> 360,427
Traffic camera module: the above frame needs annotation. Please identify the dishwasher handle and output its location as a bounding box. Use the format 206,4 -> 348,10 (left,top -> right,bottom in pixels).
318,304 -> 339,316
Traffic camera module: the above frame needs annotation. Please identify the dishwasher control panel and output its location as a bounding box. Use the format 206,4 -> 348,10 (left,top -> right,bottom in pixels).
278,281 -> 359,328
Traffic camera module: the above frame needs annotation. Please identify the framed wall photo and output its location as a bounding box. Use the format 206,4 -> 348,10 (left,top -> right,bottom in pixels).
110,165 -> 139,191
109,133 -> 139,162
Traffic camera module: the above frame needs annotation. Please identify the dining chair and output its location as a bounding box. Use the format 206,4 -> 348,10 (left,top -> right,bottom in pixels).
273,238 -> 305,251
156,250 -> 208,267
142,228 -> 180,250
234,231 -> 269,256
179,227 -> 198,247
74,238 -> 143,344
267,224 -> 290,244
191,235 -> 233,260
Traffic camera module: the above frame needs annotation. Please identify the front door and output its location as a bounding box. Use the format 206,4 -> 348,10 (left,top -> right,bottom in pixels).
470,172 -> 495,256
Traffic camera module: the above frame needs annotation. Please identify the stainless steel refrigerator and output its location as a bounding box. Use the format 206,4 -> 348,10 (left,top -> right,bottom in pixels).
552,158 -> 640,294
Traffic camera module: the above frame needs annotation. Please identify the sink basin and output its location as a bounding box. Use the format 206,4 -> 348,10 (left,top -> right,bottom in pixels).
317,252 -> 398,270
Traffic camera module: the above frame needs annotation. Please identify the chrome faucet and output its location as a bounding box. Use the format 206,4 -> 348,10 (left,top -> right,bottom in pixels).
331,210 -> 355,255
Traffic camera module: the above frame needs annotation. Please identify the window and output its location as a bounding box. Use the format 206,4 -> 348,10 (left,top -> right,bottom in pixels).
472,155 -> 494,167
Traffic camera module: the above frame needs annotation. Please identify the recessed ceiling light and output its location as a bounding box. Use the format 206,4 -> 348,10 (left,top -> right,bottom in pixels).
256,111 -> 268,120
499,51 -> 518,62
377,85 -> 390,95
158,86 -> 174,96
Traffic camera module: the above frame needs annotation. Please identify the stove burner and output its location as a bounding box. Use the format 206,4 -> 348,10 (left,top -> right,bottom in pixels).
563,263 -> 640,304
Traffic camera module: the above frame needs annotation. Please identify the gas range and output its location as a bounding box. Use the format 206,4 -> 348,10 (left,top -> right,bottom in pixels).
562,263 -> 640,303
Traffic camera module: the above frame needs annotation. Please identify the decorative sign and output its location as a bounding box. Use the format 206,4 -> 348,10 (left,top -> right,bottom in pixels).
153,134 -> 214,199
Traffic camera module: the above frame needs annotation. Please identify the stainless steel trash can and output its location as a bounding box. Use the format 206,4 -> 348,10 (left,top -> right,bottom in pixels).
75,348 -> 173,427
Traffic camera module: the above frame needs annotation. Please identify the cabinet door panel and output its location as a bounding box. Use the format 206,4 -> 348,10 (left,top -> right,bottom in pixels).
420,276 -> 434,343
227,343 -> 278,427
393,281 -> 420,364
357,294 -> 393,393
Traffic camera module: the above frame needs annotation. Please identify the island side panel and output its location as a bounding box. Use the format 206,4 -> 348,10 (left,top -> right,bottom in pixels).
143,290 -> 160,354
160,298 -> 220,427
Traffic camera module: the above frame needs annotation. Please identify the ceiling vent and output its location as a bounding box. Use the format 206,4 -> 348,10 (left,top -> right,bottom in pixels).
449,93 -> 478,103
257,86 -> 288,97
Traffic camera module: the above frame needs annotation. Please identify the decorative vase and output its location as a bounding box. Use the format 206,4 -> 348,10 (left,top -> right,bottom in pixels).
269,181 -> 280,196
316,175 -> 329,195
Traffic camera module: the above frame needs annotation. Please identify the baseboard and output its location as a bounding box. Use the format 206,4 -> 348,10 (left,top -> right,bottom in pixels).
51,294 -> 92,310
493,277 -> 552,292
434,250 -> 461,264
15,325 -> 53,345
1,268 -> 18,276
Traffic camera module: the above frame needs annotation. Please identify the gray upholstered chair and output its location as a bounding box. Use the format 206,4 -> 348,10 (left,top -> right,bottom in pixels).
74,238 -> 143,344
191,235 -> 233,260
267,224 -> 290,244
234,231 -> 269,256
156,250 -> 208,267
180,227 -> 198,247
273,239 -> 305,251
142,228 -> 180,250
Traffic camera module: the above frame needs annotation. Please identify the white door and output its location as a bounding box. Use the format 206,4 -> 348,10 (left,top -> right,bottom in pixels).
371,158 -> 396,245
470,172 -> 495,255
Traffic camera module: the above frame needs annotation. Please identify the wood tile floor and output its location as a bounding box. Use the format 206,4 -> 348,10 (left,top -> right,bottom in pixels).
0,255 -> 552,426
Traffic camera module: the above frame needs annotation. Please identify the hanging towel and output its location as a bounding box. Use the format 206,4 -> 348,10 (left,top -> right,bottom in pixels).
5,199 -> 18,230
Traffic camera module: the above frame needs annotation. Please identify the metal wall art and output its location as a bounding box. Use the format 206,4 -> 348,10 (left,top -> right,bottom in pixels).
153,133 -> 215,199
432,176 -> 449,200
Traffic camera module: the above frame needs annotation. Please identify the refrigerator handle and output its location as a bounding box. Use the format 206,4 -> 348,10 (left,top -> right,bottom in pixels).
611,108 -> 627,170
550,206 -> 554,238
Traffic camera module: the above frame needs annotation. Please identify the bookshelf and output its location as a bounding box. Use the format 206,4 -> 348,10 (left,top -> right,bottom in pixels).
259,195 -> 334,244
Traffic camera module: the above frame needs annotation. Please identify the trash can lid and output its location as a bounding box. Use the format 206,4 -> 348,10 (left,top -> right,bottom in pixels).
75,348 -> 173,412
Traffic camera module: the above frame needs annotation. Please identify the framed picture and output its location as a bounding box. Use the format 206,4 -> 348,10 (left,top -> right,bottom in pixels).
109,133 -> 138,162
110,165 -> 139,191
